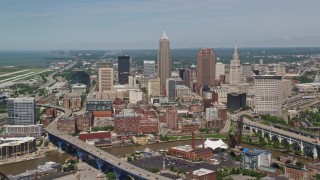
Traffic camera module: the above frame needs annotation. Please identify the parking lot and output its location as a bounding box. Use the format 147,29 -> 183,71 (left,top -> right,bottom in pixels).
130,155 -> 238,174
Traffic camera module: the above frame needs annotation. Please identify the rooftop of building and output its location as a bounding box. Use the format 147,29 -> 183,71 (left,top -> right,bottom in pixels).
170,145 -> 194,152
79,131 -> 111,141
71,83 -> 87,88
8,97 -> 35,101
192,168 -> 214,176
242,148 -> 271,156
0,137 -> 35,147
4,124 -> 43,128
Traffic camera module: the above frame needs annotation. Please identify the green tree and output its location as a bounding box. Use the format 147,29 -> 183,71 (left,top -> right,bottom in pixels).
106,172 -> 116,180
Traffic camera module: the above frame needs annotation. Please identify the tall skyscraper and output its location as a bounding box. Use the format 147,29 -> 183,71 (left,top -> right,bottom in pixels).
7,98 -> 36,125
118,56 -> 130,84
196,48 -> 216,92
99,68 -> 113,92
254,75 -> 282,117
158,31 -> 171,95
229,46 -> 242,85
143,60 -> 155,77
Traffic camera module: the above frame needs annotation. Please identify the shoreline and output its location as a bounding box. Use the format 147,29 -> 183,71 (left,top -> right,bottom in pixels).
0,149 -> 57,167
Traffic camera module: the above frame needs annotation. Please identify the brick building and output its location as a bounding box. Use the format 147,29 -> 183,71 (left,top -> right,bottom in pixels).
166,109 -> 178,130
45,107 -> 57,118
57,114 -> 92,134
114,115 -> 159,135
285,164 -> 313,180
168,132 -> 213,161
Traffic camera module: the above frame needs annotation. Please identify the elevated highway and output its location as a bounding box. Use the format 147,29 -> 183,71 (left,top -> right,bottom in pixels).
242,118 -> 320,158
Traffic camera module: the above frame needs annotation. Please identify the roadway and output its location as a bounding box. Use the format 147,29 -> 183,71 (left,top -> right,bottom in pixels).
242,117 -> 318,145
44,105 -> 170,180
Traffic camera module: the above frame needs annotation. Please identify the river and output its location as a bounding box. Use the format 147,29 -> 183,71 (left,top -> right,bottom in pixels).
0,140 -> 311,176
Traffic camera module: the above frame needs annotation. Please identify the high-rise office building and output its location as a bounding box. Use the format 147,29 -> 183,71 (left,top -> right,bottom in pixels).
158,31 -> 171,95
196,48 -> 216,92
215,62 -> 225,80
143,60 -> 155,77
229,46 -> 242,85
99,68 -> 113,92
118,56 -> 130,84
7,98 -> 36,125
166,78 -> 176,102
254,75 -> 282,116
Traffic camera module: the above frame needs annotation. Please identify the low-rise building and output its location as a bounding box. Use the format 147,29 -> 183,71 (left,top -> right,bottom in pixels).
186,168 -> 216,180
79,131 -> 111,147
0,137 -> 36,160
71,83 -> 87,94
57,114 -> 92,134
285,164 -> 313,180
132,134 -> 149,145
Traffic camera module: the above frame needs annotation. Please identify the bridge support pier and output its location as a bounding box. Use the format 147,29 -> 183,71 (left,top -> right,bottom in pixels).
113,169 -> 122,180
76,149 -> 87,162
95,158 -> 105,172
313,145 -> 318,159
300,141 -> 304,156
269,132 -> 272,141
57,141 -> 62,152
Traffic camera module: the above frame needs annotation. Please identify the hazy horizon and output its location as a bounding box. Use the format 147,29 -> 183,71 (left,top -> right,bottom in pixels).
1,0 -> 320,50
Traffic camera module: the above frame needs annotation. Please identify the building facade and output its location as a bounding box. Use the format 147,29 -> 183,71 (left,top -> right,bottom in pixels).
98,68 -> 114,92
166,109 -> 178,130
143,60 -> 156,77
196,48 -> 216,92
7,98 -> 36,125
158,31 -> 171,95
227,93 -> 247,111
229,46 -> 242,85
166,78 -> 176,102
241,148 -> 271,171
118,56 -> 130,84
243,63 -> 253,77
215,62 -> 225,81
148,78 -> 161,98
254,75 -> 282,116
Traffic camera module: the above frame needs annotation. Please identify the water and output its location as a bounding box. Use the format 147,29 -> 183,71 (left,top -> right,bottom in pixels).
0,151 -> 70,176
0,51 -> 75,67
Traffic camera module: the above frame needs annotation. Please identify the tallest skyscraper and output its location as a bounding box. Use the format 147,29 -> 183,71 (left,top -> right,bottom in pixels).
158,31 -> 171,95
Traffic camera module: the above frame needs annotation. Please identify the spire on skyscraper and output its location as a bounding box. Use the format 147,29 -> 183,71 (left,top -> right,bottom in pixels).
233,44 -> 239,61
161,31 -> 169,40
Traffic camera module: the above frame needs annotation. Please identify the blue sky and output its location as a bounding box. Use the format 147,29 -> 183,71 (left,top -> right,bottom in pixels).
0,0 -> 320,50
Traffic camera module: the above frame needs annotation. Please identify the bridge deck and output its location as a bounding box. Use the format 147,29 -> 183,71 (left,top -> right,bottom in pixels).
243,118 -> 319,145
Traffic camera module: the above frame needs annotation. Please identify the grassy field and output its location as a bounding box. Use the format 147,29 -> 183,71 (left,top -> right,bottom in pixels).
168,134 -> 227,141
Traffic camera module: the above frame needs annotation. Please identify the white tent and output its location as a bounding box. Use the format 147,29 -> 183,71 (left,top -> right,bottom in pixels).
198,139 -> 228,150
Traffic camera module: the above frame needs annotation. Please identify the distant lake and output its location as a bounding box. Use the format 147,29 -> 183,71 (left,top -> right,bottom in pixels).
0,51 -> 75,67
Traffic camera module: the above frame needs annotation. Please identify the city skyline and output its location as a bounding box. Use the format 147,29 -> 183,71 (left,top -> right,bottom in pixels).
1,0 -> 320,50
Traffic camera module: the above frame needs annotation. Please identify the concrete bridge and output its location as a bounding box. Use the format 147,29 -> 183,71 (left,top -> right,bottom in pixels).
242,118 -> 320,159
43,104 -> 169,180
